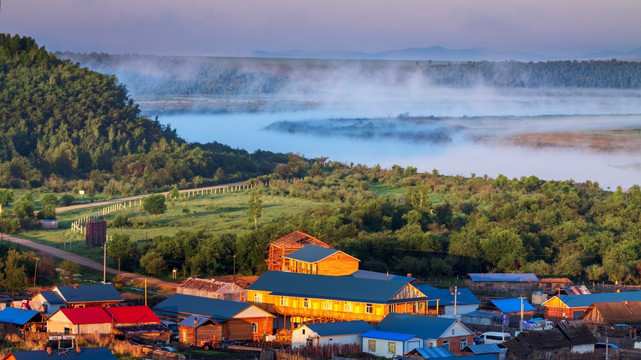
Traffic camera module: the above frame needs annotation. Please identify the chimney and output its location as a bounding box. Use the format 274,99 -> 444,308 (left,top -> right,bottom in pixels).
407,273 -> 412,278
46,347 -> 52,355
73,284 -> 78,289
76,346 -> 81,354
194,317 -> 198,325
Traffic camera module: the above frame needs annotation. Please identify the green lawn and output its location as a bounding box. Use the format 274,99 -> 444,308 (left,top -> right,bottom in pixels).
17,191 -> 324,264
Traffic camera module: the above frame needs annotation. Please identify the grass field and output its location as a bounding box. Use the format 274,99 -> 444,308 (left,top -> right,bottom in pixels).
17,191 -> 324,264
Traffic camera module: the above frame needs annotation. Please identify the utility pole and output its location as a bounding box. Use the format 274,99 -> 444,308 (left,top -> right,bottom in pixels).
33,257 -> 40,287
233,254 -> 237,284
103,237 -> 107,284
520,295 -> 525,333
144,278 -> 148,307
451,285 -> 460,318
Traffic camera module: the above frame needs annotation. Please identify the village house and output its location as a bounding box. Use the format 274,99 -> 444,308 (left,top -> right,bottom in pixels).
374,313 -> 476,355
580,300 -> 641,337
542,290 -> 641,322
466,273 -> 539,292
47,307 -> 113,335
415,284 -> 480,316
463,343 -> 506,359
107,306 -> 170,342
361,330 -> 424,357
538,278 -> 573,293
152,293 -> 274,342
30,284 -> 123,313
2,347 -> 117,360
282,244 -> 360,276
266,231 -> 330,271
349,269 -> 415,282
291,320 -> 374,347
246,271 -> 430,327
177,277 -> 246,302
502,320 -> 596,359
476,298 -> 535,327
0,307 -> 43,336
405,346 -> 454,359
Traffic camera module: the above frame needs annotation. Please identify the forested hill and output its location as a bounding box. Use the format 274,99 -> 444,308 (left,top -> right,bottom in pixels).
0,34 -> 287,192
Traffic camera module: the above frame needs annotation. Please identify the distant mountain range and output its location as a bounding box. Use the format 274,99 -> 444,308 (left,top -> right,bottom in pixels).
253,45 -> 641,62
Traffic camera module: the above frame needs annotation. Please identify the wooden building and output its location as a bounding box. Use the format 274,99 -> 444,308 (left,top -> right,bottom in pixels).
31,284 -> 123,312
0,308 -> 43,336
153,293 -> 274,342
539,278 -> 573,293
177,278 -> 246,302
47,307 -> 113,335
107,306 -> 170,342
502,320 -> 595,359
581,301 -> 641,334
466,273 -> 539,292
178,315 -> 222,346
247,271 -> 430,327
542,291 -> 641,322
282,245 -> 360,276
266,231 -> 330,271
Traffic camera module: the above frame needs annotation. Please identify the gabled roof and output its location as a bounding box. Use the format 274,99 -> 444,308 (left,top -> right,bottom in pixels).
270,231 -> 329,249
414,285 -> 479,306
37,291 -> 65,304
412,346 -> 455,358
105,306 -> 160,324
550,291 -> 641,308
54,284 -> 123,304
460,310 -> 502,319
58,307 -> 112,325
6,347 -> 117,360
153,294 -> 252,320
360,330 -> 417,341
178,315 -> 223,328
350,270 -> 415,282
489,298 -> 535,313
468,273 -> 539,282
0,308 -> 40,326
502,320 -> 595,356
583,301 -> 641,324
464,343 -> 503,354
304,320 -> 374,336
248,271 -> 422,303
283,245 -> 344,263
376,313 -> 470,340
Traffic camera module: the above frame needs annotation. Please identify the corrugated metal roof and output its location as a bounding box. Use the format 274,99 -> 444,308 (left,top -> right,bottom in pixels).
490,298 -> 535,313
0,308 -> 39,326
414,285 -> 480,306
360,330 -> 416,341
59,307 -> 112,325
283,245 -> 340,263
376,313 -> 465,340
414,346 -> 455,358
39,291 -> 65,304
559,290 -> 641,308
305,320 -> 374,336
468,273 -> 539,282
105,306 -> 160,324
9,347 -> 117,360
178,315 -> 223,328
465,343 -> 502,354
503,320 -> 595,356
248,271 -> 419,303
350,270 -> 415,282
153,293 -> 251,320
460,310 -> 502,319
55,284 -> 123,303
584,301 -> 641,324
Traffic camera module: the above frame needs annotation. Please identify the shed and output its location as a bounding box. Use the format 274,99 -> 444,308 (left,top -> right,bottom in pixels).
406,346 -> 454,358
503,320 -> 595,358
538,278 -> 572,293
463,343 -> 506,359
361,330 -> 423,357
581,300 -> 641,333
291,320 -> 374,347
414,285 -> 479,316
178,315 -> 223,346
106,306 -> 170,341
0,308 -> 42,335
47,307 -> 113,335
459,310 -> 502,327
466,273 -> 538,292
282,245 -> 360,276
177,277 -> 245,302
266,231 -> 330,271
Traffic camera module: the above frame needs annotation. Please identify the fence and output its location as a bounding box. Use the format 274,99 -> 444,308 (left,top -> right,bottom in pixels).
267,343 -> 362,360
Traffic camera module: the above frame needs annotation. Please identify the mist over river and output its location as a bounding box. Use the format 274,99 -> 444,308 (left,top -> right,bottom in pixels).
150,87 -> 641,190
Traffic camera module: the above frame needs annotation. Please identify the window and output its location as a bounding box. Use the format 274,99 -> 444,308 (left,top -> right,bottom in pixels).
64,327 -> 71,335
344,302 -> 353,312
368,340 -> 376,351
251,322 -> 258,333
323,301 -> 332,310
254,293 -> 263,304
365,303 -> 373,314
302,329 -> 306,335
452,329 -> 455,335
280,296 -> 288,307
442,340 -> 449,349
388,342 -> 396,354
460,338 -> 467,349
303,298 -> 310,308
390,304 -> 397,313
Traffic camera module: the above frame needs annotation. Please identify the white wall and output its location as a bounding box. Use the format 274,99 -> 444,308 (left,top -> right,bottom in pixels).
292,326 -> 361,348
442,304 -> 478,316
571,344 -> 594,354
362,336 -> 422,357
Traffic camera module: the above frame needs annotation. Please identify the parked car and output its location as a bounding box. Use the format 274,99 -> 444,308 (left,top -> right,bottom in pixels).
478,332 -> 511,344
522,318 -> 554,331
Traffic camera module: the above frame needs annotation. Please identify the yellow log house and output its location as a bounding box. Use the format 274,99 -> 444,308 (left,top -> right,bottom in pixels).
247,271 -> 437,327
282,244 -> 360,276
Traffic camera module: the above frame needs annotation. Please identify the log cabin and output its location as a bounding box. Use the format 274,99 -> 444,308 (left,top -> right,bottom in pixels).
247,271 -> 432,328
153,293 -> 274,342
266,231 -> 330,271
282,245 -> 360,276
543,291 -> 641,322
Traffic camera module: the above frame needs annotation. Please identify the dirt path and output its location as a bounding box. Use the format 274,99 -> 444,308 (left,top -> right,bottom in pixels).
56,181 -> 247,213
0,232 -> 179,291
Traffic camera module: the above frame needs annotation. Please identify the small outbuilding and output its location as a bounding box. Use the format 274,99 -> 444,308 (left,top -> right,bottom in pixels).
291,320 -> 374,347
47,307 -> 113,335
361,330 -> 423,357
0,308 -> 43,335
466,273 -> 538,292
178,315 -> 223,347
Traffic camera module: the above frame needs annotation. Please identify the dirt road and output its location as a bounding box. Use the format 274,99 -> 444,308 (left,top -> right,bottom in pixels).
56,181 -> 247,213
0,232 -> 179,291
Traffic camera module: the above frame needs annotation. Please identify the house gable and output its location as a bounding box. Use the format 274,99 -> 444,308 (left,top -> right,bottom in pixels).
389,284 -> 426,302
233,305 -> 275,319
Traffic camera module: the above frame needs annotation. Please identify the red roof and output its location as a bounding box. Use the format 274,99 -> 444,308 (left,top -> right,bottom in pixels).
60,307 -> 112,325
105,306 -> 160,324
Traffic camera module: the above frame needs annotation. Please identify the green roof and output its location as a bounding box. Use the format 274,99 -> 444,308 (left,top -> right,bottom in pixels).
153,294 -> 251,320
248,271 -> 423,303
283,245 -> 340,263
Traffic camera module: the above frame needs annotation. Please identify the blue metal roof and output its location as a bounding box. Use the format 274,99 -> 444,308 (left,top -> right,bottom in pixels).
305,320 -> 374,336
248,271 -> 420,303
376,313 -> 462,339
415,285 -> 480,306
490,298 -> 535,313
39,291 -> 65,304
0,308 -> 39,326
350,270 -> 415,282
360,330 -> 416,341
153,294 -> 251,320
283,245 -> 341,263
414,346 -> 455,358
469,273 -> 539,282
461,310 -> 502,319
465,343 -> 503,354
55,284 -> 123,303
559,291 -> 641,308
178,315 -> 223,328
9,347 -> 117,360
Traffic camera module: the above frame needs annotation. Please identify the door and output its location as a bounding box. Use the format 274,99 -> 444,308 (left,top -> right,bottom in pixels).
406,340 -> 421,353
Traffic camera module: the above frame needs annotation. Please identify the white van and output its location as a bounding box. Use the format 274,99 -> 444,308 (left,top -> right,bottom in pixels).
479,331 -> 511,344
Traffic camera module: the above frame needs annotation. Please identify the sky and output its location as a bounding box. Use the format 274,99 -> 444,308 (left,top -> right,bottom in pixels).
1,0 -> 640,57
